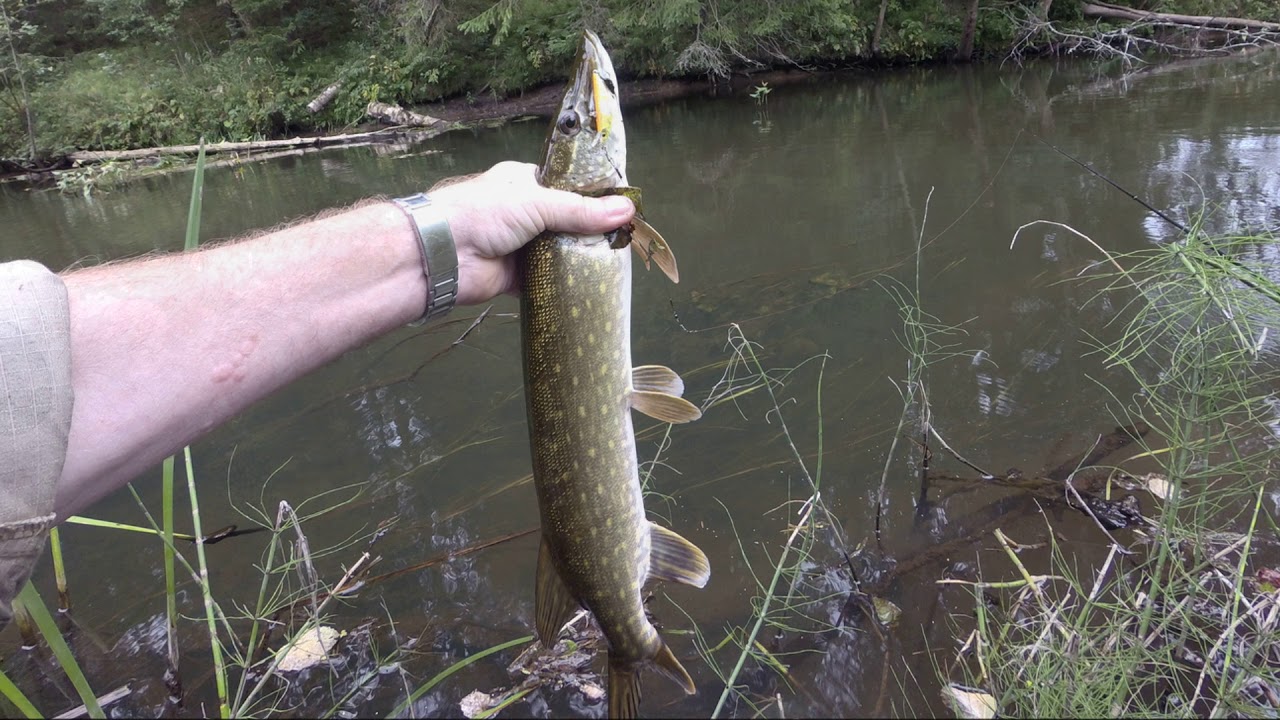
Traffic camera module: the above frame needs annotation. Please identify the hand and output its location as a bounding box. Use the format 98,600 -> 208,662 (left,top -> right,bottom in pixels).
425,161 -> 636,305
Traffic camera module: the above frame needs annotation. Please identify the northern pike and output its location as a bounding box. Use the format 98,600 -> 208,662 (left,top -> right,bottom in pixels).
519,30 -> 709,719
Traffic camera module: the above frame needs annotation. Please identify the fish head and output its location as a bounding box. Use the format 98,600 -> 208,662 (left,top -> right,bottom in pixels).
538,29 -> 626,193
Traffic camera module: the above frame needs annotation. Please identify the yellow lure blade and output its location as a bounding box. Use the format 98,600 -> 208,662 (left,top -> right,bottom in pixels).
592,71 -> 613,137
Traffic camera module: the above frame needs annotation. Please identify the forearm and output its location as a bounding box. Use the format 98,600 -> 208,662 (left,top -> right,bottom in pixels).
58,200 -> 423,519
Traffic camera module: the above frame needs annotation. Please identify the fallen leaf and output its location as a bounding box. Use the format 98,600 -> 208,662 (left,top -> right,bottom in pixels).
460,690 -> 498,719
872,596 -> 902,626
275,625 -> 341,673
1142,473 -> 1173,501
942,683 -> 997,719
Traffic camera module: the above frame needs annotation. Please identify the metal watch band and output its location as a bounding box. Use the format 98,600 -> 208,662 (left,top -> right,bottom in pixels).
393,193 -> 459,326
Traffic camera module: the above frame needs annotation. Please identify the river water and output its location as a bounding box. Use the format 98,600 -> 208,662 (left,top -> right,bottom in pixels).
2,52 -> 1278,717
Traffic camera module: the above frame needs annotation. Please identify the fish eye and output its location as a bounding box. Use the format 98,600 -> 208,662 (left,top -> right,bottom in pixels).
603,77 -> 616,93
557,111 -> 580,136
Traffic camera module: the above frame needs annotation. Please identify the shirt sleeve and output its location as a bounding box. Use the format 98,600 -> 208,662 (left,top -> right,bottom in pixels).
0,260 -> 73,626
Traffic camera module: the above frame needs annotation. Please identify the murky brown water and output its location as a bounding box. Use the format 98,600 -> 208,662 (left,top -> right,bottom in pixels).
2,52 -> 1279,717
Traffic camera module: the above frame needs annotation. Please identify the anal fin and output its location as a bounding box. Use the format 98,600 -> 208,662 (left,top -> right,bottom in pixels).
648,523 -> 711,588
535,535 -> 580,646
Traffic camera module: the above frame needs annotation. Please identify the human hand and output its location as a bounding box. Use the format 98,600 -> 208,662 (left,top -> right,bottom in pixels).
424,161 -> 636,305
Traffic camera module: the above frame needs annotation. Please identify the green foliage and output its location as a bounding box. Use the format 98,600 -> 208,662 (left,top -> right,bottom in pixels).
6,0 -> 1280,156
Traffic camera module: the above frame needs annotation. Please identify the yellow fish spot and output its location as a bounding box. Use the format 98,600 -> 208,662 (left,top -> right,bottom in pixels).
571,306 -> 581,318
587,447 -> 597,458
599,403 -> 608,415
595,483 -> 605,496
588,333 -> 596,345
608,439 -> 617,449
605,517 -> 614,529
617,589 -> 628,601
554,363 -> 561,374
585,298 -> 594,310
605,320 -> 613,332
590,527 -> 598,538
576,346 -> 584,358
578,405 -> 586,418
572,376 -> 579,387
598,281 -> 608,293
567,275 -> 575,287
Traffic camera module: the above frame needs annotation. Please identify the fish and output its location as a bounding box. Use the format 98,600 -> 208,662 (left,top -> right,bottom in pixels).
518,29 -> 709,719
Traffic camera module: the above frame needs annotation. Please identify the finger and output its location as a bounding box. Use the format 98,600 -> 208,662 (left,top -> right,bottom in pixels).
532,189 -> 635,235
485,161 -> 537,183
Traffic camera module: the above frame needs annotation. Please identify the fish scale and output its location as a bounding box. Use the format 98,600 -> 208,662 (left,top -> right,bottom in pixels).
517,30 -> 710,719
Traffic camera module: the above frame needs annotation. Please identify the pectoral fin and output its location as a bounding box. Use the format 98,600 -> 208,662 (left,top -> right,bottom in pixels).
648,522 -> 711,588
630,390 -> 701,423
630,217 -> 680,284
534,535 -> 580,646
632,365 -> 686,397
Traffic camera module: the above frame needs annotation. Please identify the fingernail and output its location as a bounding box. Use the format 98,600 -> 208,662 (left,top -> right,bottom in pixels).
602,196 -> 634,215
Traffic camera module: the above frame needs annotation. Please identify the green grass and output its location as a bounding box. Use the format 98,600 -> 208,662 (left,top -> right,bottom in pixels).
941,222 -> 1280,717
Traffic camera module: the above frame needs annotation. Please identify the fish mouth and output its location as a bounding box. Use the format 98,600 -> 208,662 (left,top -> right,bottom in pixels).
539,29 -> 624,191
566,30 -> 614,139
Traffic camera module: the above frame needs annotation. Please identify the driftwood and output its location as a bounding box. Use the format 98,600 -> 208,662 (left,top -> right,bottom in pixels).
68,128 -> 434,164
306,81 -> 343,113
366,101 -> 443,127
1082,1 -> 1280,33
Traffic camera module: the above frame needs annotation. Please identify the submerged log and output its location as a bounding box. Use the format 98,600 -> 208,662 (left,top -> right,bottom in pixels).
366,101 -> 443,127
1081,1 -> 1280,33
69,128 -> 430,164
306,81 -> 343,113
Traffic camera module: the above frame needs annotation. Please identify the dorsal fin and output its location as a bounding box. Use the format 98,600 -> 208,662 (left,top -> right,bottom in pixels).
534,535 -> 580,646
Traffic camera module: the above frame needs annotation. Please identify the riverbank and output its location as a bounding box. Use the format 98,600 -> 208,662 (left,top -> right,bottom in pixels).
4,0 -> 1279,176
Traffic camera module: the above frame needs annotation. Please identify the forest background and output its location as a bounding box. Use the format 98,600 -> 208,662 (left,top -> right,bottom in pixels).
2,0 -> 1278,164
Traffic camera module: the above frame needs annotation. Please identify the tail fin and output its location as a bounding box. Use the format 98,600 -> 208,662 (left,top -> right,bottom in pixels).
607,642 -> 697,718
608,654 -> 642,719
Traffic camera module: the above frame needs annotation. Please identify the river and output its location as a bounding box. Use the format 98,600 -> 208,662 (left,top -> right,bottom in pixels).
2,52 -> 1278,717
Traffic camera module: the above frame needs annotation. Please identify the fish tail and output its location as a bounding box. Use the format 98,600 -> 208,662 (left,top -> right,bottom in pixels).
606,641 -> 697,719
607,654 -> 642,719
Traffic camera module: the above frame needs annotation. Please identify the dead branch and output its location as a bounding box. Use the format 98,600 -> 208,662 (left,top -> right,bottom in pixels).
69,128 -> 440,164
367,101 -> 443,128
1082,2 -> 1280,33
306,82 -> 343,113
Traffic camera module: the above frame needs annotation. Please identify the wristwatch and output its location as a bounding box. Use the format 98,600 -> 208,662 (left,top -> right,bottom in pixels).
393,193 -> 459,326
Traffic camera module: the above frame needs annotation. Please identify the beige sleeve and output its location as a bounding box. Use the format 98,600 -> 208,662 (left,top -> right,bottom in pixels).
0,260 -> 73,625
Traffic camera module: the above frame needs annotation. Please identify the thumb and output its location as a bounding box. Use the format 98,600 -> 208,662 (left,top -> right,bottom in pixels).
532,189 -> 635,235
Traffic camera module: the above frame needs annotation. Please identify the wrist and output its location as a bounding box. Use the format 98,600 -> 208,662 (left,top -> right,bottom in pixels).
393,193 -> 459,325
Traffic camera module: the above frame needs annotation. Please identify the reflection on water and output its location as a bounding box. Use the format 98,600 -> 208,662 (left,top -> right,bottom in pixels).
2,52 -> 1279,717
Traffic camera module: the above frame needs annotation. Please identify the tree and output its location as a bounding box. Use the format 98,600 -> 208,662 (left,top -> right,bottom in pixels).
956,0 -> 980,60
0,0 -> 40,160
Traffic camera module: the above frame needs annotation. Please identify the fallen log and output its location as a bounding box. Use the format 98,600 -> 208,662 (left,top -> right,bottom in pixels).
366,101 -> 442,127
1082,1 -> 1280,33
306,81 -> 343,113
68,128 -> 434,164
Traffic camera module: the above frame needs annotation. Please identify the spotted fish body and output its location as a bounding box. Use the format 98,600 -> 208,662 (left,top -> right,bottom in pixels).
519,30 -> 708,719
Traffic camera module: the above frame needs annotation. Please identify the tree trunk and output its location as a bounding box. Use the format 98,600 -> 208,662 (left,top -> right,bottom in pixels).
306,82 -> 343,113
1081,1 -> 1280,32
871,0 -> 890,55
1037,0 -> 1053,21
366,101 -> 442,128
955,0 -> 980,61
